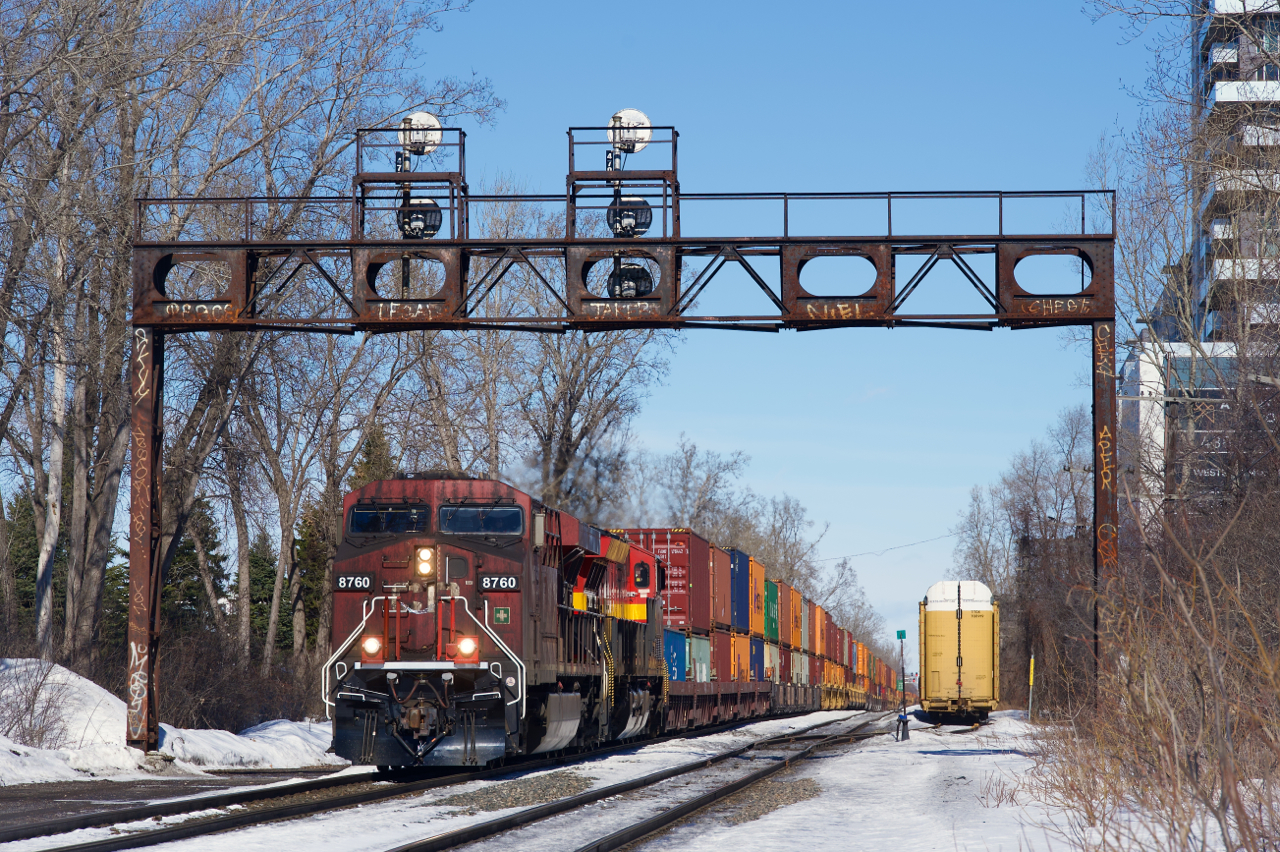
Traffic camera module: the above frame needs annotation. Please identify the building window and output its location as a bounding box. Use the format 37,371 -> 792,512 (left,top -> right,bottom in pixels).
1253,63 -> 1280,81
1263,19 -> 1280,54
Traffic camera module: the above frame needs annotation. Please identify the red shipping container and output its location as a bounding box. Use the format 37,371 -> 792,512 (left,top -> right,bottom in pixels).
623,528 -> 712,634
810,653 -> 822,686
712,630 -> 732,682
830,617 -> 837,660
779,646 -> 791,682
711,545 -> 732,629
807,601 -> 819,657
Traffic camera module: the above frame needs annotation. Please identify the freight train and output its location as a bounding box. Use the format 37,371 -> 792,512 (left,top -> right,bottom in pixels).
323,473 -> 902,767
917,580 -> 1000,721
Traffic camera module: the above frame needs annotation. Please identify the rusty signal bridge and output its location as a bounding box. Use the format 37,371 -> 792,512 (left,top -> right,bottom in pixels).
127,121 -> 1119,751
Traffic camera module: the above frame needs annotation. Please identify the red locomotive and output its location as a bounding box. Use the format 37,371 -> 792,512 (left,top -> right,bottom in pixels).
324,473 -> 898,767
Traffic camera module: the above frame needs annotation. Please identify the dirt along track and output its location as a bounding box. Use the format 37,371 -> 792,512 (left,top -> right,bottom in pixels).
0,770 -> 344,829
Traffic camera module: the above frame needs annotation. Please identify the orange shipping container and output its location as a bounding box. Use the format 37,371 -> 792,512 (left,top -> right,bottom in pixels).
732,634 -> 751,682
814,604 -> 825,658
749,557 -> 766,637
790,592 -> 804,649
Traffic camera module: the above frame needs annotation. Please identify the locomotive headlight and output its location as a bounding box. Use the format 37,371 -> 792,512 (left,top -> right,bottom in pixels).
361,635 -> 383,656
414,547 -> 434,577
457,636 -> 478,656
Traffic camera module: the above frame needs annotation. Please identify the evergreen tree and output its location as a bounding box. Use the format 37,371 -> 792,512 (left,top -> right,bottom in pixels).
248,529 -> 291,655
160,499 -> 229,633
292,505 -> 332,652
3,488 -> 69,651
346,422 -> 398,490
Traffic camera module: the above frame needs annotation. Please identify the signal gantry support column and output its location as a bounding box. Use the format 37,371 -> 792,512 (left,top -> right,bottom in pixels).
1092,319 -> 1118,693
127,326 -> 164,753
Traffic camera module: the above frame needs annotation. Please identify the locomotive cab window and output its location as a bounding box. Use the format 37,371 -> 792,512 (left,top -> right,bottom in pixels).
633,560 -> 651,588
438,505 -> 524,536
348,505 -> 430,535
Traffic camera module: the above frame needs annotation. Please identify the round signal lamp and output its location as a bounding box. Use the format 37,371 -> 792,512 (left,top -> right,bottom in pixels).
361,636 -> 383,656
457,637 -> 479,656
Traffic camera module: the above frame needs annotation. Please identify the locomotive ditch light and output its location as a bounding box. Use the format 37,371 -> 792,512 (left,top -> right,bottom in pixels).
415,546 -> 434,577
446,635 -> 481,664
361,635 -> 384,662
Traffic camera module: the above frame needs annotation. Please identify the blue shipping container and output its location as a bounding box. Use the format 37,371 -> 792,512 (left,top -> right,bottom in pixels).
750,637 -> 764,682
664,628 -> 687,681
729,549 -> 751,632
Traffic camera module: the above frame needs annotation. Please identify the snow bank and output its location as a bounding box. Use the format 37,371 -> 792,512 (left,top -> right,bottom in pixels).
159,720 -> 344,770
0,659 -> 345,785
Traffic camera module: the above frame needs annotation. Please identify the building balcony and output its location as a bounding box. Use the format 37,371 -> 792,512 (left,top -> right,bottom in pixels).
1209,257 -> 1280,281
1200,3 -> 1280,51
1210,44 -> 1240,64
1199,167 -> 1280,217
1241,123 -> 1280,145
1205,80 -> 1280,114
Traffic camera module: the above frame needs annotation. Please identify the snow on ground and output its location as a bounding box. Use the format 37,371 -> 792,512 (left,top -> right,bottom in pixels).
638,709 -> 1058,852
1,710 -> 864,852
0,659 -> 346,786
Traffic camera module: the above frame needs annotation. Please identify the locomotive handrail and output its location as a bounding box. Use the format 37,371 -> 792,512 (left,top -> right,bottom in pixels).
442,595 -> 527,719
321,595 -> 388,718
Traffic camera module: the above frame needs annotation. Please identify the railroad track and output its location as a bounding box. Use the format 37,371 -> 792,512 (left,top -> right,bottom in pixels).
380,713 -> 893,852
16,712 -> 859,852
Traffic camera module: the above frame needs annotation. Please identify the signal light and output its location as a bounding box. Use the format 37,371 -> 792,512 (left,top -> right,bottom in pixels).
361,635 -> 384,661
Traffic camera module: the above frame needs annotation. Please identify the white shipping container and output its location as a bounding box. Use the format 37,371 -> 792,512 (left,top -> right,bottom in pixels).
689,635 -> 712,683
765,642 -> 781,684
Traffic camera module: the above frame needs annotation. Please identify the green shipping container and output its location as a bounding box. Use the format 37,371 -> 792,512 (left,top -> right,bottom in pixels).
764,581 -> 779,643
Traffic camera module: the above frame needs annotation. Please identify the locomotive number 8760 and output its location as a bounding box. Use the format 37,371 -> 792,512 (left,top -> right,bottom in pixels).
478,574 -> 520,592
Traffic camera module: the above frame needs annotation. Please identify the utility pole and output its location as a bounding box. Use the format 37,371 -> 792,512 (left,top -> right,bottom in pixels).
896,629 -> 909,741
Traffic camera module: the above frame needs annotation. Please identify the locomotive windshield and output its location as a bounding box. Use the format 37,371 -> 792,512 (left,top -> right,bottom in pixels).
349,505 -> 430,535
438,505 -> 523,536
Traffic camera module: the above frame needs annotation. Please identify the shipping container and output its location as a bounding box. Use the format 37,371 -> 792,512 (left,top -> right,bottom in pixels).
789,589 -> 803,649
749,557 -> 766,638
690,634 -> 711,683
728,550 -> 751,632
800,599 -> 811,652
664,629 -> 687,681
779,644 -> 791,683
750,636 -> 764,682
711,545 -> 732,629
713,631 -> 732,682
813,603 -> 824,658
623,529 -> 713,634
824,611 -> 835,662
810,653 -> 822,687
794,651 -> 809,685
732,633 -> 752,682
764,581 -> 779,643
775,581 -> 792,648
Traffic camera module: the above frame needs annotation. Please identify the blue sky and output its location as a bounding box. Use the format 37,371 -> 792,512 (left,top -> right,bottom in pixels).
423,1 -> 1147,667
